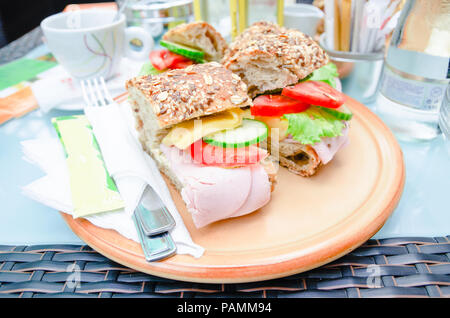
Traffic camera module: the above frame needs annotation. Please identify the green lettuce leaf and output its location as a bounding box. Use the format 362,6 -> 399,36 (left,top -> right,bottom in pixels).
138,61 -> 164,76
283,106 -> 345,145
307,62 -> 339,88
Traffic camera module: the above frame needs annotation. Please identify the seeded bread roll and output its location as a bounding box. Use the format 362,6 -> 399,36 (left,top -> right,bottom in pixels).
126,62 -> 251,129
126,62 -> 252,173
163,21 -> 228,62
222,21 -> 329,97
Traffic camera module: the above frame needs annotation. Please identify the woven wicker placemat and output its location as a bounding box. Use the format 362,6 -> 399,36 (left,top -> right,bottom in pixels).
0,236 -> 449,298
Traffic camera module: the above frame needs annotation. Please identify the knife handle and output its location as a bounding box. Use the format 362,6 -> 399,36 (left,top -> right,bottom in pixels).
132,213 -> 176,262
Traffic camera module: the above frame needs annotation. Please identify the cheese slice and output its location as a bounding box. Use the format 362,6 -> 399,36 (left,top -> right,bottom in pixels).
255,116 -> 289,141
162,108 -> 244,149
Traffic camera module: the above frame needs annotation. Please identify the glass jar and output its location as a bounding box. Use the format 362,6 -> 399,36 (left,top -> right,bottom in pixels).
377,0 -> 450,141
120,0 -> 194,38
439,84 -> 450,154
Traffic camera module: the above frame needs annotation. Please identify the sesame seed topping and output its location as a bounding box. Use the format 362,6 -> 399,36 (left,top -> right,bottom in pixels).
230,95 -> 246,105
158,91 -> 168,101
127,63 -> 252,127
204,74 -> 213,85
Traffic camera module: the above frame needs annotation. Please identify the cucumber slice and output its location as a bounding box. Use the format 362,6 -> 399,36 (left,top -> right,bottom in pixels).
203,119 -> 268,148
139,62 -> 164,76
160,40 -> 205,63
319,104 -> 353,121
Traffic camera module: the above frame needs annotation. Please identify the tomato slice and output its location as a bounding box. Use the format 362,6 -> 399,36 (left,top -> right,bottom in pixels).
190,140 -> 267,167
170,59 -> 194,69
251,94 -> 310,117
149,50 -> 168,71
282,81 -> 345,109
149,50 -> 192,71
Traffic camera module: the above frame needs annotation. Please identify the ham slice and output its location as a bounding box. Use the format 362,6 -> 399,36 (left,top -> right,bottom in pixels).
160,145 -> 271,228
311,122 -> 349,164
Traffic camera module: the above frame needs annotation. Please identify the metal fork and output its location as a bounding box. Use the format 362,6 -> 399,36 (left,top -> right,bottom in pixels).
80,77 -> 115,108
80,77 -> 176,261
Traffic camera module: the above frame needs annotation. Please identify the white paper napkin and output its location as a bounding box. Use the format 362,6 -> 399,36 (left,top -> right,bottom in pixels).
30,58 -> 142,112
22,101 -> 204,259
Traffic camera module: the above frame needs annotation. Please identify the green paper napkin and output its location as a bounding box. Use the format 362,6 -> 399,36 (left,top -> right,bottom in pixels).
0,58 -> 57,90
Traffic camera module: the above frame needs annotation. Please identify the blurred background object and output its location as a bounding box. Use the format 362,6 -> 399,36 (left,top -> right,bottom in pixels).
192,0 -> 313,41
0,0 -> 323,48
0,0 -> 111,48
319,34 -> 384,103
317,0 -> 406,104
312,0 -> 325,36
322,0 -> 404,54
284,2 -> 324,37
377,0 -> 450,141
121,0 -> 194,38
193,0 -> 283,41
0,16 -> 6,48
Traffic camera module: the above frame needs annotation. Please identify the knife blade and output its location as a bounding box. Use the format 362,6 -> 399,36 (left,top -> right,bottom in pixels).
135,184 -> 175,237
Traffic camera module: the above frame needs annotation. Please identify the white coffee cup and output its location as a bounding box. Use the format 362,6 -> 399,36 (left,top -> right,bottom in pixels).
284,4 -> 324,37
41,9 -> 154,79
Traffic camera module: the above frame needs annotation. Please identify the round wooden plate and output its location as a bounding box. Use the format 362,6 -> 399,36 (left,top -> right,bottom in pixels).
61,95 -> 405,283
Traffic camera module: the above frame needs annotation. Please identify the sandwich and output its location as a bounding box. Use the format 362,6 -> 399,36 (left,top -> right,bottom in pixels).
139,21 -> 228,76
222,21 -> 352,177
126,62 -> 276,228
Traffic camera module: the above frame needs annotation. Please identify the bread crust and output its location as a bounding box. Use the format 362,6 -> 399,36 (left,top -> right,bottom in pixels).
126,62 -> 252,129
267,137 -> 322,177
222,21 -> 329,97
279,145 -> 322,177
163,21 -> 228,61
223,21 -> 284,59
